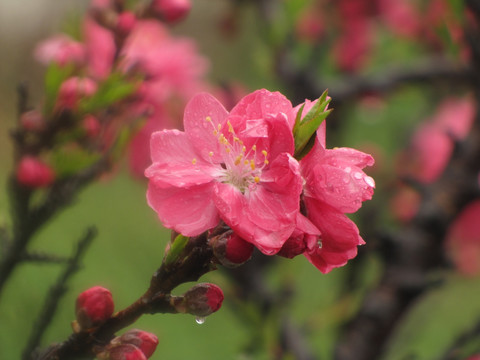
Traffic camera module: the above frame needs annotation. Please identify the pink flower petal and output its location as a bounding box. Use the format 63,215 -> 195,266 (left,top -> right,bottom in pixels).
147,181 -> 219,236
230,89 -> 293,123
145,130 -> 217,187
304,198 -> 365,273
84,17 -> 115,79
184,93 -> 229,163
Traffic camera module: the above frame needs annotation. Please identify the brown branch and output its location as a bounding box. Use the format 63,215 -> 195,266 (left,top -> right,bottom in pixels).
35,232 -> 215,360
23,227 -> 96,360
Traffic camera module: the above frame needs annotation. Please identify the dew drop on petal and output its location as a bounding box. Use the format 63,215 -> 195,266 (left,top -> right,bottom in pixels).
195,316 -> 206,324
364,176 -> 375,187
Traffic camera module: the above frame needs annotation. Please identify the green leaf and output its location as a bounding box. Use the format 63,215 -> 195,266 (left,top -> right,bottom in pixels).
49,146 -> 101,177
447,0 -> 465,23
78,73 -> 138,114
381,274 -> 480,360
293,90 -> 332,160
164,234 -> 189,266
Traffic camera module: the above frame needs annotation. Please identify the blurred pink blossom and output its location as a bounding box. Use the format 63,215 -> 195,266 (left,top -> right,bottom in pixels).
34,34 -> 86,67
445,201 -> 480,276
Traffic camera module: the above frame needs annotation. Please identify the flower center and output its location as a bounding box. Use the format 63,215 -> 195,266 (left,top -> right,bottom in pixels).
204,116 -> 269,193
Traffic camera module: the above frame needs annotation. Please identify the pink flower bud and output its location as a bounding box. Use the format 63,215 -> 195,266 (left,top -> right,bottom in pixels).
152,0 -> 191,23
181,283 -> 224,317
16,156 -> 55,188
116,12 -> 137,35
20,110 -> 44,131
82,115 -> 102,138
103,344 -> 147,360
75,286 -> 114,329
210,230 -> 253,268
57,77 -> 97,110
111,329 -> 158,358
34,34 -> 86,67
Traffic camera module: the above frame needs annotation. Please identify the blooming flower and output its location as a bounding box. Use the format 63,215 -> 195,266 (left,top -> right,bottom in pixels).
280,99 -> 375,273
145,89 -> 303,254
34,34 -> 86,67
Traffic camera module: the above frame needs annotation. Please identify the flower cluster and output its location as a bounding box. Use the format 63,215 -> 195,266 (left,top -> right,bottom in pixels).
16,0 -> 206,190
295,0 -> 469,73
146,89 -> 375,273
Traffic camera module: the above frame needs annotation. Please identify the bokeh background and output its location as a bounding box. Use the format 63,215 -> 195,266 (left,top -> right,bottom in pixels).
1,1 -> 480,359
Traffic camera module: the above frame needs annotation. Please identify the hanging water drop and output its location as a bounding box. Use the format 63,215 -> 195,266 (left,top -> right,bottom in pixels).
195,316 -> 206,324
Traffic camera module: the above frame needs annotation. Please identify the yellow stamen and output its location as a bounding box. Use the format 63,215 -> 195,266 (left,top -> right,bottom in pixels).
209,151 -> 214,157
262,150 -> 268,157
205,116 -> 212,122
250,160 -> 255,170
252,145 -> 257,151
254,176 -> 260,183
192,158 -> 197,165
234,155 -> 242,165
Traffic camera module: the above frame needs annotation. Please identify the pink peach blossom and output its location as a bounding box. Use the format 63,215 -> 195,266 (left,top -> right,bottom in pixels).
145,90 -> 303,255
445,201 -> 480,276
84,17 -> 116,79
34,34 -> 86,67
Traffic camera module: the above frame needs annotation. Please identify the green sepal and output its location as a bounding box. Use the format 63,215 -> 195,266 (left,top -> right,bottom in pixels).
293,90 -> 332,160
78,73 -> 138,114
164,234 -> 189,266
44,63 -> 75,115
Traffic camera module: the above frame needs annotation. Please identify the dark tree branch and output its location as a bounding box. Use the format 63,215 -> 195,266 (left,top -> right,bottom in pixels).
23,227 -> 97,360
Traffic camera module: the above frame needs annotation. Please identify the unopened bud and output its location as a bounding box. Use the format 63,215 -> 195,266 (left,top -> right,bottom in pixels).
75,286 -> 114,330
82,115 -> 102,138
57,77 -> 97,110
16,156 -> 55,188
116,12 -> 137,35
151,0 -> 191,23
111,329 -> 158,358
20,110 -> 45,131
100,344 -> 147,360
178,283 -> 223,317
210,230 -> 253,268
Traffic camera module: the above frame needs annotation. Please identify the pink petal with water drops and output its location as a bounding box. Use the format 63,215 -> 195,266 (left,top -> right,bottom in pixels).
147,181 -> 219,236
145,130 -> 218,187
304,198 -> 365,273
230,89 -> 293,124
184,93 -> 229,163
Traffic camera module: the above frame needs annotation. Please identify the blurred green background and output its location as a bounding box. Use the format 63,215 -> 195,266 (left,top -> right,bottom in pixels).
1,1 -> 480,359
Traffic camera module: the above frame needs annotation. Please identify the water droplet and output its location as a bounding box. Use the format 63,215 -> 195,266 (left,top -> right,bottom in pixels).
353,172 -> 363,180
195,316 -> 205,324
344,166 -> 352,173
364,176 -> 375,187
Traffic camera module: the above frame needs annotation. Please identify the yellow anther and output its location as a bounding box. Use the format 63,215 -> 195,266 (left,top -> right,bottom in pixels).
250,160 -> 255,170
213,130 -> 218,136
242,146 -> 246,153
205,116 -> 212,122
264,159 -> 269,165
252,145 -> 257,151
254,176 -> 260,183
192,158 -> 197,165
225,148 -> 231,153
227,121 -> 234,133
262,150 -> 268,157
217,124 -> 222,130
233,136 -> 240,142
244,159 -> 250,165
234,155 -> 242,165
209,151 -> 214,157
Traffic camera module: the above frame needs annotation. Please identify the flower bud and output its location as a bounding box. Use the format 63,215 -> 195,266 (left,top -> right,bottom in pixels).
116,12 -> 137,35
111,329 -> 158,358
75,286 -> 114,330
82,115 -> 102,138
210,230 -> 253,268
20,110 -> 45,131
100,344 -> 147,360
180,283 -> 223,317
151,0 -> 191,23
16,156 -> 55,188
57,77 -> 97,110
